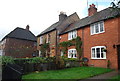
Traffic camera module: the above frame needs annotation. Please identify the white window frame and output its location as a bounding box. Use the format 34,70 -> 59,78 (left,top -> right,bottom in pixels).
60,51 -> 64,56
90,21 -> 105,35
91,46 -> 106,59
68,30 -> 77,40
39,50 -> 41,57
68,49 -> 77,58
46,34 -> 49,43
40,36 -> 43,44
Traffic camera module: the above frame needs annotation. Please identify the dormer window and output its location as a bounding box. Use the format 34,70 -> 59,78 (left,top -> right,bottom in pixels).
90,21 -> 104,35
68,30 -> 77,40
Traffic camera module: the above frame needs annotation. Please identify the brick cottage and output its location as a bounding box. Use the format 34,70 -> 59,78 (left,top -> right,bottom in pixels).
0,25 -> 37,58
37,12 -> 80,57
59,4 -> 120,70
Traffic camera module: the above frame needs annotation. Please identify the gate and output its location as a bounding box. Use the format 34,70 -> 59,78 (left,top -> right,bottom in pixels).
2,64 -> 23,81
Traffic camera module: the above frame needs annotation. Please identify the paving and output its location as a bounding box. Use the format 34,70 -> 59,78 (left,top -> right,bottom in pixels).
79,70 -> 120,81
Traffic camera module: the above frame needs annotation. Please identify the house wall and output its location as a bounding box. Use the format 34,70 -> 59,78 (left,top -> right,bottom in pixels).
37,30 -> 57,57
118,17 -> 120,43
60,17 -> 119,69
83,18 -> 119,69
4,38 -> 36,58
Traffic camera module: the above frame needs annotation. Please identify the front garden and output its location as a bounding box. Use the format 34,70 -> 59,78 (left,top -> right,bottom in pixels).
22,67 -> 112,80
1,56 -> 113,80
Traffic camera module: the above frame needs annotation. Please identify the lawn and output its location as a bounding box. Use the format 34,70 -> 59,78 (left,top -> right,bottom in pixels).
22,67 -> 112,80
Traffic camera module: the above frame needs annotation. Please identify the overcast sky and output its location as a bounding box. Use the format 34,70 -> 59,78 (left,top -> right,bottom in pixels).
0,0 -> 113,40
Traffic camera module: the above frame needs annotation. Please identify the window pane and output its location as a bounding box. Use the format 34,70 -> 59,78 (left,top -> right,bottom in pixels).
101,48 -> 104,58
71,53 -> 73,58
74,31 -> 77,38
95,23 -> 99,33
72,32 -> 74,38
74,50 -> 77,58
74,54 -> 77,58
92,48 -> 95,58
91,25 -> 94,34
40,36 -> 43,44
96,48 -> 100,58
100,22 -> 104,32
68,33 -> 70,40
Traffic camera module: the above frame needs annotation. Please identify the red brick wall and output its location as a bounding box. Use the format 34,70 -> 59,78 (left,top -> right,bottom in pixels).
60,33 -> 68,42
5,38 -> 36,58
83,19 -> 118,69
60,17 -> 119,69
118,17 -> 120,43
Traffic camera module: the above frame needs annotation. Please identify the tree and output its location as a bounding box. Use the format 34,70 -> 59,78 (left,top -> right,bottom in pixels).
111,0 -> 120,8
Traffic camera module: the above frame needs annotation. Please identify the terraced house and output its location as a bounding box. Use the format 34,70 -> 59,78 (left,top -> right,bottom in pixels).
37,12 -> 80,57
59,4 -> 120,70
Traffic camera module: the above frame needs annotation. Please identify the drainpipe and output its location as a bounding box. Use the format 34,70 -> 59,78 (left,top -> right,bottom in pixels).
56,30 -> 58,56
82,28 -> 84,58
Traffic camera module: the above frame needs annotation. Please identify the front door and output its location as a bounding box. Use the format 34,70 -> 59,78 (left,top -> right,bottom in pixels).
117,46 -> 120,69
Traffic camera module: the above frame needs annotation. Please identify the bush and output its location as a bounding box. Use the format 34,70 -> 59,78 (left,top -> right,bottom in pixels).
2,56 -> 15,65
62,56 -> 79,62
14,57 -> 49,64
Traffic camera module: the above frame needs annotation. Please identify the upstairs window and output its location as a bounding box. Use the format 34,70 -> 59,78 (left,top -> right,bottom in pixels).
91,46 -> 106,59
68,49 -> 77,58
40,36 -> 43,44
46,34 -> 50,43
68,30 -> 77,40
90,21 -> 104,35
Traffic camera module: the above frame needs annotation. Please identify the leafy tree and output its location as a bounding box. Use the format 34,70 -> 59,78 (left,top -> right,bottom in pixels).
111,0 -> 120,8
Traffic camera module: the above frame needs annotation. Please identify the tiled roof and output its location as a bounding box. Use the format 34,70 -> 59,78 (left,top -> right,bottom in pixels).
3,27 -> 36,41
60,7 -> 120,35
37,12 -> 80,36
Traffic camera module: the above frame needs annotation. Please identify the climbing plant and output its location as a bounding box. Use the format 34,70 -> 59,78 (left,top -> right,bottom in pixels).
59,41 -> 73,54
59,36 -> 82,60
75,37 -> 82,60
40,39 -> 50,57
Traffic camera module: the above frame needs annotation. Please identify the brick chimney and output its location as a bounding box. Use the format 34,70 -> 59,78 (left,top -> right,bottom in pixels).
88,4 -> 97,16
26,25 -> 30,30
59,11 -> 67,21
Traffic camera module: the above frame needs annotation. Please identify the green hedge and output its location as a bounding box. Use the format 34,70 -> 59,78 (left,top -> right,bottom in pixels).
2,56 -> 15,65
1,56 -> 81,65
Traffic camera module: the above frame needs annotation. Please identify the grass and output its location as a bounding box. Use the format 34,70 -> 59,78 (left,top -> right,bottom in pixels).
22,67 -> 112,80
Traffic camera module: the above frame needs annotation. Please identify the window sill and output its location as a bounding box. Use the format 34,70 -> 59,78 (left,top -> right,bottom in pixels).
91,31 -> 105,36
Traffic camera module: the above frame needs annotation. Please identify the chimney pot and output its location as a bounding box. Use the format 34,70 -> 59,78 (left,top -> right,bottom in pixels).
26,25 -> 30,30
59,11 -> 67,21
88,4 -> 97,16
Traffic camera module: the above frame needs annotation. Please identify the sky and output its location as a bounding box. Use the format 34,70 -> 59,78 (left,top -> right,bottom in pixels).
0,0 -> 113,40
